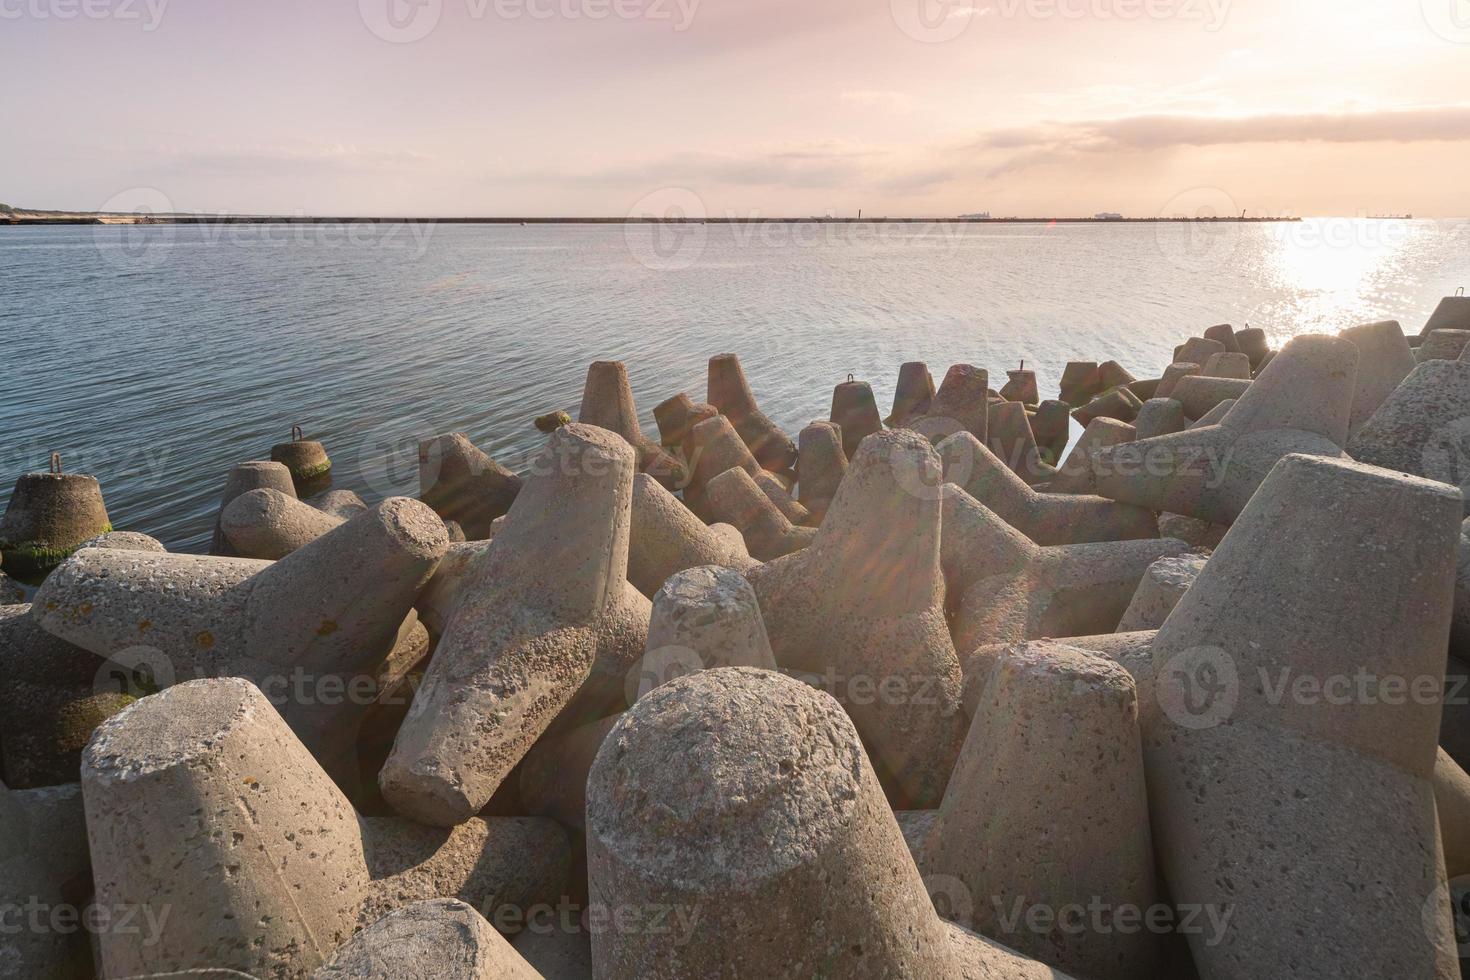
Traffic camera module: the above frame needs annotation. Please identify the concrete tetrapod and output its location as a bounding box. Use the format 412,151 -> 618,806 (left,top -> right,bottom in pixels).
0,470 -> 111,576
579,361 -> 688,490
937,432 -> 1158,545
221,486 -> 345,559
1174,336 -> 1226,367
638,564 -> 776,699
1132,397 -> 1187,440
518,712 -> 621,831
1154,361 -> 1201,399
0,779 -> 92,979
210,459 -> 297,555
887,360 -> 936,426
939,484 -> 1188,655
0,603 -> 122,788
1434,748 -> 1470,880
584,667 -> 1076,980
830,377 -> 884,460
33,497 -> 447,787
83,679 -> 570,980
1059,361 -> 1102,406
923,642 -> 1159,980
1338,320 -> 1416,438
1348,359 -> 1470,514
1143,453 -> 1461,979
706,353 -> 797,472
1200,351 -> 1252,379
681,414 -> 761,520
703,466 -> 815,561
796,419 -> 847,523
1115,551 -> 1207,632
1421,295 -> 1470,340
911,364 -> 990,445
745,429 -> 967,808
627,473 -> 754,598
382,424 -> 650,826
1203,322 -> 1240,353
308,488 -> 369,520
1420,329 -> 1470,362
652,392 -> 716,462
1030,399 -> 1071,464
1188,398 -> 1234,429
1097,360 -> 1136,391
1237,327 -> 1270,368
1045,417 -> 1137,495
1090,334 -> 1356,525
418,432 -> 523,539
752,468 -> 810,525
1000,366 -> 1039,405
1072,386 -> 1143,427
271,429 -> 333,490
314,899 -> 543,980
1170,374 -> 1251,419
987,400 -> 1056,484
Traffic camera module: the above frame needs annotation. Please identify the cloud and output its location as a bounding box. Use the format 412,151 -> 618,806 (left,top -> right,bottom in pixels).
962,104 -> 1470,178
975,104 -> 1470,153
150,142 -> 436,178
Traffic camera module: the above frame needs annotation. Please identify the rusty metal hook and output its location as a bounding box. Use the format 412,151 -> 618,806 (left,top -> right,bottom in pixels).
847,373 -> 855,383
291,425 -> 304,442
49,452 -> 62,475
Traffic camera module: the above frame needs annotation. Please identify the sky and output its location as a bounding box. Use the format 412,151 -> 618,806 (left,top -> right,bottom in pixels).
3,0 -> 1469,217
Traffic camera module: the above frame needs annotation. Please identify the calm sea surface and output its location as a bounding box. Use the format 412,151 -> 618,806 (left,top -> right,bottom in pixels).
2,219 -> 1466,553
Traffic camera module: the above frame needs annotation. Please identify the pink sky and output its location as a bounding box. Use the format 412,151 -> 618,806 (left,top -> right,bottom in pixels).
4,0 -> 1469,216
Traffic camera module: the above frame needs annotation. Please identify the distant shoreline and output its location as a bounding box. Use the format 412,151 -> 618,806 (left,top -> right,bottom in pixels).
1,213 -> 1306,226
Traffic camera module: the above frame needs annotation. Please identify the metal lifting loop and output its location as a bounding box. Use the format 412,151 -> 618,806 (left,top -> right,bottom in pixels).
291,424 -> 304,442
49,452 -> 62,475
1457,287 -> 1466,297
847,373 -> 854,383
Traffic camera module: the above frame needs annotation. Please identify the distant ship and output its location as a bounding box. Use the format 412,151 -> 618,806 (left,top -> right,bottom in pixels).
1094,212 -> 1124,221
959,211 -> 992,219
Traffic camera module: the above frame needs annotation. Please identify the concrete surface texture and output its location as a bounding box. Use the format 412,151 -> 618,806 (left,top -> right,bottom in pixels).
584,667 -> 1075,980
940,483 -> 1188,654
1090,334 -> 1357,525
746,429 -> 967,808
924,641 -> 1159,979
938,431 -> 1158,545
418,431 -> 523,538
707,353 -> 798,472
380,423 -> 648,826
1143,453 -> 1461,979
